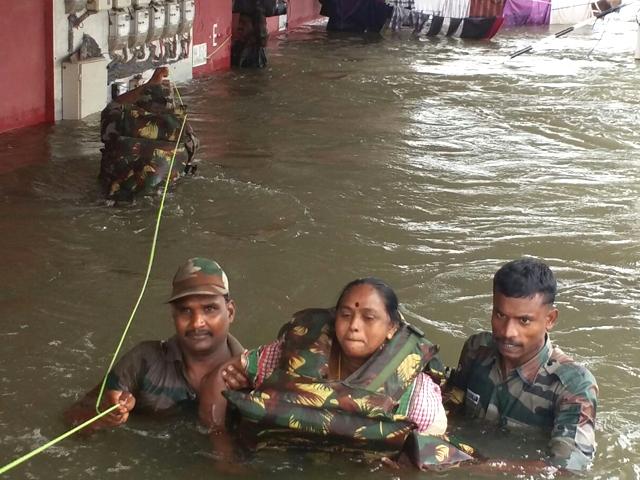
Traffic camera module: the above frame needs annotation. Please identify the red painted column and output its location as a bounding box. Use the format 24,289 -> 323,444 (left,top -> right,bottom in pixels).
193,0 -> 232,76
288,0 -> 321,28
0,0 -> 54,134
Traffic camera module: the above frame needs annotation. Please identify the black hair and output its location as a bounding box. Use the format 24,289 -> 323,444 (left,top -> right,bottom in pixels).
335,277 -> 402,325
493,258 -> 557,305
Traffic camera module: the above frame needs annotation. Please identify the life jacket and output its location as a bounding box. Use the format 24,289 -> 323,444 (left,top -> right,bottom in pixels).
99,82 -> 199,202
224,308 -> 475,469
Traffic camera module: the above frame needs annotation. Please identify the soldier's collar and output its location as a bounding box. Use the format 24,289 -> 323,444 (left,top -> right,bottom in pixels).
514,335 -> 552,385
164,335 -> 185,364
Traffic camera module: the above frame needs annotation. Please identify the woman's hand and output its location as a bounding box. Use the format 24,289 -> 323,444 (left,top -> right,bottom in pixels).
221,364 -> 250,390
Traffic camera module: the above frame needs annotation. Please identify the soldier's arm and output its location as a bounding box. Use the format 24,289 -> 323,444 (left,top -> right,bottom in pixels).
198,356 -> 243,429
442,336 -> 474,414
64,342 -> 149,432
548,367 -> 598,471
113,67 -> 169,105
64,386 -> 136,433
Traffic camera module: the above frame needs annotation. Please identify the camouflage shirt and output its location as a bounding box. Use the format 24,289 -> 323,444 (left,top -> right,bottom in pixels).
448,332 -> 598,471
106,334 -> 243,412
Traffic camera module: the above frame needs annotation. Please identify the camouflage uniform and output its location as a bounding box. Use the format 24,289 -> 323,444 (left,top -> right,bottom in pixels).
99,83 -> 199,202
224,308 -> 475,469
448,332 -> 598,471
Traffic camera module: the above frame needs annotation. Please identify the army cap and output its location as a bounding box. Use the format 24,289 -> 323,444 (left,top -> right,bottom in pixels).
168,257 -> 229,302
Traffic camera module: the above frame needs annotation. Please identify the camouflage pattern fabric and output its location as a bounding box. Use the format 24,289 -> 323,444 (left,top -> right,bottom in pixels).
168,257 -> 230,302
99,83 -> 199,201
447,332 -> 598,471
225,308 -> 475,468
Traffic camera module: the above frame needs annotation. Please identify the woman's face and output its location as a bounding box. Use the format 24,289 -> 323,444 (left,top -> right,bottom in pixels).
335,283 -> 397,362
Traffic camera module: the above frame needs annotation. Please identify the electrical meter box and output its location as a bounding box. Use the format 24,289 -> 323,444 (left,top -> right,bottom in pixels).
65,0 -> 87,13
113,0 -> 132,8
132,0 -> 151,6
87,0 -> 112,11
164,2 -> 181,38
109,10 -> 131,51
129,8 -> 150,47
147,4 -> 166,42
62,57 -> 109,120
178,0 -> 195,35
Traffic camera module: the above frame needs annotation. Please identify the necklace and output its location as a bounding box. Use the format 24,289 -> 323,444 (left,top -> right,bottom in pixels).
337,351 -> 341,380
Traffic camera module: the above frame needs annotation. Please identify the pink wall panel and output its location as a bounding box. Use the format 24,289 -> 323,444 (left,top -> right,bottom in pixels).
288,0 -> 321,28
0,0 -> 53,134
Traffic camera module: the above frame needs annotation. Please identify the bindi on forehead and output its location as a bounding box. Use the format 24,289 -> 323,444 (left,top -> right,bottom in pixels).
355,302 -> 359,307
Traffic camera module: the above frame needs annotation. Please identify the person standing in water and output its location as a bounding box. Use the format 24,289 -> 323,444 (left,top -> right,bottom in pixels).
65,258 -> 243,431
199,278 -> 474,470
445,258 -> 598,474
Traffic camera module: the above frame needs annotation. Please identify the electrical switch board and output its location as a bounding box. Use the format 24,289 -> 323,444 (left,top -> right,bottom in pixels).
129,8 -> 150,47
147,3 -> 166,42
178,0 -> 195,35
163,2 -> 181,38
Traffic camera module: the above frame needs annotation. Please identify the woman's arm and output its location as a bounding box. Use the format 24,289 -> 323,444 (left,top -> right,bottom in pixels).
407,373 -> 447,435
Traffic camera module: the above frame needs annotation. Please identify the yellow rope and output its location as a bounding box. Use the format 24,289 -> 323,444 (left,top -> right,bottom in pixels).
0,404 -> 119,475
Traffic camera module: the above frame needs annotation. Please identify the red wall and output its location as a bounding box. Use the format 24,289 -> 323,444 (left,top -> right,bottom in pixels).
0,0 -> 54,134
193,0 -> 232,76
288,0 -> 322,28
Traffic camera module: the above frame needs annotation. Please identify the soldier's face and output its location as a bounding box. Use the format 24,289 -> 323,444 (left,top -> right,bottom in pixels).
491,292 -> 558,372
171,294 -> 235,356
335,284 -> 397,363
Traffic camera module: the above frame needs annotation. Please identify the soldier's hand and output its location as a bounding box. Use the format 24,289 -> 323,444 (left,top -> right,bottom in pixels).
102,390 -> 136,426
221,364 -> 250,390
149,67 -> 169,85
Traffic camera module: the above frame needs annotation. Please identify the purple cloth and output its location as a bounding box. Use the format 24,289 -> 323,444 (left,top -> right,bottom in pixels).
503,0 -> 550,25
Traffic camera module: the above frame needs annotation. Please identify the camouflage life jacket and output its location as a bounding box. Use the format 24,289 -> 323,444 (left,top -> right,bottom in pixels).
99,82 -> 199,202
224,308 -> 475,469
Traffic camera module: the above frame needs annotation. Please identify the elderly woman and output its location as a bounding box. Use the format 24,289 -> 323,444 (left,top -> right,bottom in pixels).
199,278 -> 473,469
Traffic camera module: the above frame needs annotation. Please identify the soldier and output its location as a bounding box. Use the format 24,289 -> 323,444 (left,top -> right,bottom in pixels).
65,258 -> 243,432
446,258 -> 598,474
99,67 -> 199,202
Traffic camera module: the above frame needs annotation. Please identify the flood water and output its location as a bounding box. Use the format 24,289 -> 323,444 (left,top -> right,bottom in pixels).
1,14 -> 639,480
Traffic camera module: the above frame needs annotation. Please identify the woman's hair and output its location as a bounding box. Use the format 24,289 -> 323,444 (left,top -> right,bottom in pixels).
335,277 -> 402,325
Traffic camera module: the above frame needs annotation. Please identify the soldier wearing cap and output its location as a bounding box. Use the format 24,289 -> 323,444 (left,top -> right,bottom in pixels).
65,258 -> 243,431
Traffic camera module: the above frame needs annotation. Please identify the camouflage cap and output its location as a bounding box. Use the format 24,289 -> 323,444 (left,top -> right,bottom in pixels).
168,257 -> 229,302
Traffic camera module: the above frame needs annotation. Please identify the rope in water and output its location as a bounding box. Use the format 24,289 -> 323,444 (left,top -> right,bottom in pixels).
0,81 -> 188,476
0,404 -> 119,475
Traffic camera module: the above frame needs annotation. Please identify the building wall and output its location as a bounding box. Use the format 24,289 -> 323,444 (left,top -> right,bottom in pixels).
192,0 -> 232,76
52,2 -> 194,122
0,0 -> 54,134
288,0 -> 322,27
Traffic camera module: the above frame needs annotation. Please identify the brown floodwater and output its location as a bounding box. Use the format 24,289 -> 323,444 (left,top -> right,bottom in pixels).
0,16 -> 639,480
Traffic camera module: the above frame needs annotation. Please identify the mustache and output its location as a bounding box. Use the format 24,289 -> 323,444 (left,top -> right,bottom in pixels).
185,329 -> 213,337
493,335 -> 522,347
